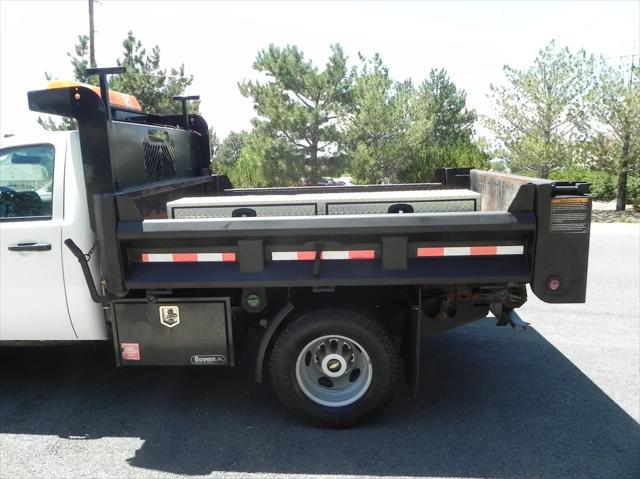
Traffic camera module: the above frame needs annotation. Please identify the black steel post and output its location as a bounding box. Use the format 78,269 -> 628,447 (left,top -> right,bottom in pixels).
172,95 -> 200,131
86,66 -> 126,120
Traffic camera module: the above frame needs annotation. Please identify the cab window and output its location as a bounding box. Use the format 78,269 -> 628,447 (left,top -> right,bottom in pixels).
0,144 -> 55,219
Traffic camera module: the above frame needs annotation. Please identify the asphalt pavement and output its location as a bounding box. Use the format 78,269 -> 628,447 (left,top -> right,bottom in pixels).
1,223 -> 638,479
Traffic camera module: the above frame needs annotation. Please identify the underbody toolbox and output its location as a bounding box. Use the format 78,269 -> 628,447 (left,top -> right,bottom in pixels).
112,298 -> 233,366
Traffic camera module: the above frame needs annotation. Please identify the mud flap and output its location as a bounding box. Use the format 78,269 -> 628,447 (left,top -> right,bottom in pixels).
403,305 -> 422,399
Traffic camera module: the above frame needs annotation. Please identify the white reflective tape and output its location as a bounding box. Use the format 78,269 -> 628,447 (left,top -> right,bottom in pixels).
272,252 -> 300,261
142,252 -> 236,263
443,247 -> 471,256
416,244 -> 525,258
197,253 -> 224,262
321,251 -> 349,260
271,250 -> 375,261
496,245 -> 524,255
144,253 -> 173,262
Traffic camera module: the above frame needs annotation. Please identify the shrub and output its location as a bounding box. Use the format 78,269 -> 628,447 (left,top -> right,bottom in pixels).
550,168 -> 616,201
550,167 -> 639,206
400,143 -> 489,183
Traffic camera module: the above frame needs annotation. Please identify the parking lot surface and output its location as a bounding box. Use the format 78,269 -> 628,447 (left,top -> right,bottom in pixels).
1,223 -> 638,479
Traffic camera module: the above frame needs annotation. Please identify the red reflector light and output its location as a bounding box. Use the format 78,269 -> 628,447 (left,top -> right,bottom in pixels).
547,277 -> 561,291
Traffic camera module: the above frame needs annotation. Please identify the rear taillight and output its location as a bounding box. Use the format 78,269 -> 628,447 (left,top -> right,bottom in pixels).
547,276 -> 561,291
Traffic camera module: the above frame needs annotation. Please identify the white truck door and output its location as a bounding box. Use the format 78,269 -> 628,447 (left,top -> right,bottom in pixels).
0,140 -> 76,340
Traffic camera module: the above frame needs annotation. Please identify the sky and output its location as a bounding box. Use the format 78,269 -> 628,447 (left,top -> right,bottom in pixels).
0,0 -> 639,139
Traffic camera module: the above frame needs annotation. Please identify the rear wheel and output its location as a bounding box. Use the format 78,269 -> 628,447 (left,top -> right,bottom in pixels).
268,309 -> 399,427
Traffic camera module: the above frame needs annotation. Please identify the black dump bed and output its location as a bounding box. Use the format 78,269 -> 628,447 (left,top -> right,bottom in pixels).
28,84 -> 592,305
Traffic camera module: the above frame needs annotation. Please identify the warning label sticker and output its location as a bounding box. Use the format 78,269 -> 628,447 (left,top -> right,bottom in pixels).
550,197 -> 590,233
121,343 -> 140,361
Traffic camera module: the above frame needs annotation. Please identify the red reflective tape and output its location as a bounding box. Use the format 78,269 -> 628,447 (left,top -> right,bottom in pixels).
470,246 -> 497,256
297,251 -> 317,261
417,247 -> 445,257
173,253 -> 198,262
141,253 -> 150,263
348,250 -> 375,260
222,252 -> 236,262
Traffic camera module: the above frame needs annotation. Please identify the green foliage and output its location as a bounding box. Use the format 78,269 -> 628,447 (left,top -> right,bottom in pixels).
208,128 -> 220,162
40,32 -> 198,131
402,142 -> 489,183
550,167 -> 616,200
575,132 -> 620,173
345,59 -> 485,184
550,167 -> 639,204
66,34 -> 98,85
227,131 -> 303,187
586,62 -> 640,208
401,69 -> 484,182
239,44 -> 352,184
407,69 -> 476,148
110,32 -> 198,115
485,41 -> 595,178
345,54 -> 412,183
588,63 -> 639,157
212,131 -> 249,175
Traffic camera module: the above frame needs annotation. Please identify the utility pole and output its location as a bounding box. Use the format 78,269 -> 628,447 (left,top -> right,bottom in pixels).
88,0 -> 96,68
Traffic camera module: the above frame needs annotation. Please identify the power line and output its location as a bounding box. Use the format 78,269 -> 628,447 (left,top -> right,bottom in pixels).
604,53 -> 638,60
118,72 -> 192,80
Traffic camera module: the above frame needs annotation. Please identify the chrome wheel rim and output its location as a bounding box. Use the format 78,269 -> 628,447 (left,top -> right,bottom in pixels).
295,335 -> 372,407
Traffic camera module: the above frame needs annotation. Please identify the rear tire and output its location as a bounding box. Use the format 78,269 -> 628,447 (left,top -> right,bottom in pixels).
268,308 -> 399,427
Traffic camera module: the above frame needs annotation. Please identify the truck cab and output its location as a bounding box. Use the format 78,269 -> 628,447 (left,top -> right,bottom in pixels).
0,132 -> 104,340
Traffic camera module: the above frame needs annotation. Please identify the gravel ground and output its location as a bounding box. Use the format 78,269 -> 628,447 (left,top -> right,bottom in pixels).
591,201 -> 639,223
591,209 -> 640,223
0,223 -> 638,479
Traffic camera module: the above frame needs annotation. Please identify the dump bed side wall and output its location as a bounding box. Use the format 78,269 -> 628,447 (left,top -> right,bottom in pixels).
470,169 -> 551,212
471,169 -> 591,303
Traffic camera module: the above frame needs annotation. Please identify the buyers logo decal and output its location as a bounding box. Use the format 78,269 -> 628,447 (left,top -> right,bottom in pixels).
159,305 -> 180,328
190,355 -> 226,365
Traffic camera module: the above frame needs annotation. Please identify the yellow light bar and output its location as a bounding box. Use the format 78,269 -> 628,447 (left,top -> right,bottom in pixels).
47,80 -> 142,112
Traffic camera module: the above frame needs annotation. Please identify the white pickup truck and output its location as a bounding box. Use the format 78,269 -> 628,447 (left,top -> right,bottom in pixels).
0,70 -> 592,426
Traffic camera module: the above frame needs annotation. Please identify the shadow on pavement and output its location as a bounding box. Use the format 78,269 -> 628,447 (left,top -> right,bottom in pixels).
1,320 -> 638,478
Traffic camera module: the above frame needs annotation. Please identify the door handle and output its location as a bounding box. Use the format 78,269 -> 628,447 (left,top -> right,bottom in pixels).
8,242 -> 52,252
